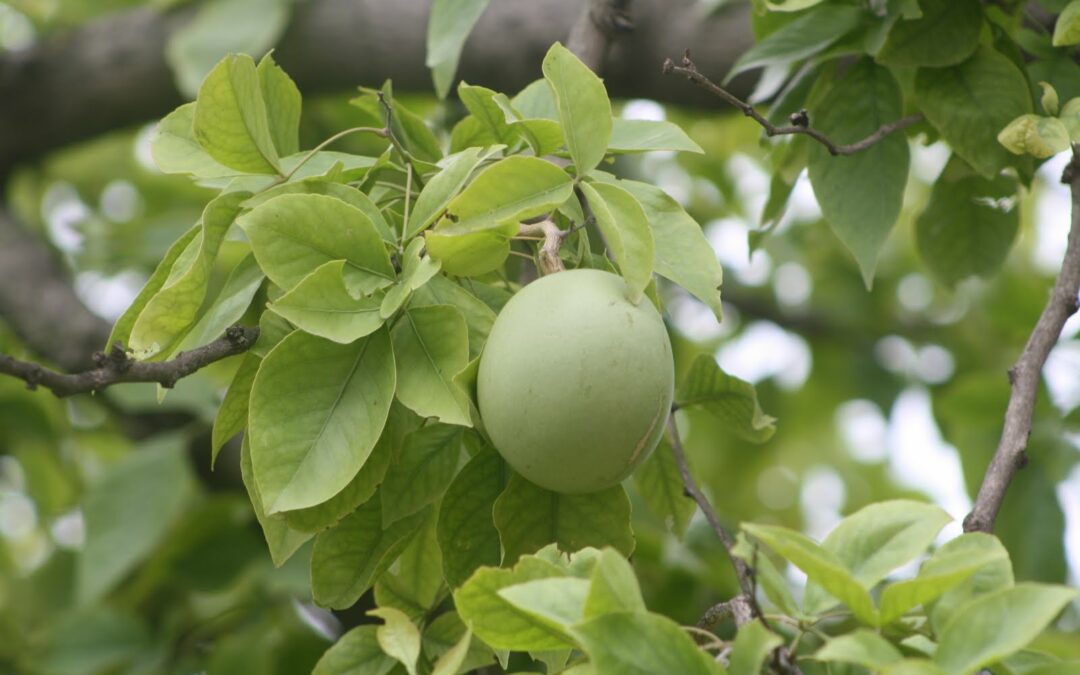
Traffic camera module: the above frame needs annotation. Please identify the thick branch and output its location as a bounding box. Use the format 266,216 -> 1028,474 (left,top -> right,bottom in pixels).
0,207 -> 111,371
566,0 -> 634,72
0,326 -> 258,397
964,150 -> 1080,533
663,53 -> 922,156
0,0 -> 753,178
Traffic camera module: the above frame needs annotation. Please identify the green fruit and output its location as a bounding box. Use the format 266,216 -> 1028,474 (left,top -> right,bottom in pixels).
477,269 -> 674,493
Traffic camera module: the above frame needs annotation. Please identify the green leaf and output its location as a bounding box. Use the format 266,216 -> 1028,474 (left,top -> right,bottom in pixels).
929,533 -> 1014,635
424,612 -> 497,674
765,0 -> 826,11
411,275 -> 496,359
78,440 -> 194,603
368,607 -> 421,675
1060,97 -> 1080,140
632,435 -> 696,537
377,512 -> 444,616
729,620 -> 783,675
615,178 -> 723,322
498,577 -> 591,635
406,147 -> 485,239
578,181 -> 655,303
269,261 -> 385,344
193,53 -> 281,174
257,52 -> 301,157
492,93 -> 565,155
607,119 -> 703,154
252,309 -> 293,358
542,42 -> 612,174
876,0 -> 981,68
729,4 -> 865,79
815,630 -> 902,671
392,305 -> 472,426
239,193 -> 395,293
244,178 -> 395,243
741,522 -> 877,624
151,104 -> 236,178
677,354 -> 777,443
455,554 -> 573,651
583,548 -> 646,617
1054,0 -> 1080,46
571,612 -> 724,675
211,352 -> 260,466
879,532 -> 1009,625
803,500 -> 951,614
381,424 -> 464,526
458,83 -> 518,145
239,435 -> 312,567
808,59 -> 909,287
997,114 -> 1071,159
732,533 -> 802,619
430,627 -> 472,675
438,155 -> 574,233
165,0 -> 290,99
380,239 -> 441,320
425,222 -> 518,277
493,473 -> 635,564
128,192 -> 247,356
166,252 -> 264,359
884,660 -> 948,675
311,496 -> 430,609
916,46 -> 1033,179
36,606 -> 150,675
311,625 -> 398,675
915,157 -> 1020,286
426,0 -> 492,98
249,328 -> 395,513
282,425 -> 396,533
437,447 -> 507,588
1040,81 -> 1061,116
109,224 -> 203,349
934,584 -> 1078,674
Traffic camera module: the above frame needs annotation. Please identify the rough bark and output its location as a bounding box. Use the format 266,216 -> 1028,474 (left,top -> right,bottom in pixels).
0,0 -> 753,178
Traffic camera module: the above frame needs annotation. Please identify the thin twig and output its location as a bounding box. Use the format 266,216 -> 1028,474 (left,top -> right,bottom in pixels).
667,415 -> 762,620
0,326 -> 259,397
662,51 -> 922,157
518,219 -> 567,274
282,126 -> 388,182
964,148 -> 1080,533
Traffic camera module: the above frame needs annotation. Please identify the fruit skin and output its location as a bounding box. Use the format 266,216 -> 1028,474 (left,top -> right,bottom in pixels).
477,269 -> 674,493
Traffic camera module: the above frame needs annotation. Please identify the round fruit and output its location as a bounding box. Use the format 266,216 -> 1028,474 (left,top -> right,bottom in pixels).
477,269 -> 674,493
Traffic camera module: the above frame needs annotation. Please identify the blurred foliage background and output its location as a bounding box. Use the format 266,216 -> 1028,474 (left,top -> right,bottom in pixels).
1,0 -> 1078,673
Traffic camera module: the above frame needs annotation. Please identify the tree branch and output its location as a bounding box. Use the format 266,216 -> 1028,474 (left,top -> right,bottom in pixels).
0,325 -> 258,398
0,0 -> 754,179
567,0 -> 634,72
963,149 -> 1080,533
0,207 -> 111,371
667,414 -> 763,621
662,52 -> 922,156
518,219 -> 568,275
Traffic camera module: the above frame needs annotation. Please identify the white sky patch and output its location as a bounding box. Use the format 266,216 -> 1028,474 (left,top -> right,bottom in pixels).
897,273 -> 934,313
1044,340 -> 1080,413
621,99 -> 666,121
100,180 -> 142,223
51,509 -> 85,550
0,4 -> 35,51
1056,465 -> 1080,586
1034,153 -> 1072,274
706,217 -> 773,286
727,154 -> 770,222
800,465 -> 846,541
668,292 -> 731,342
717,321 -> 812,390
75,270 -> 146,321
41,182 -> 88,253
774,261 -> 812,307
135,122 -> 159,171
788,170 -> 822,222
909,141 -> 951,184
0,491 -> 36,539
885,387 -> 970,540
836,399 -> 890,464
